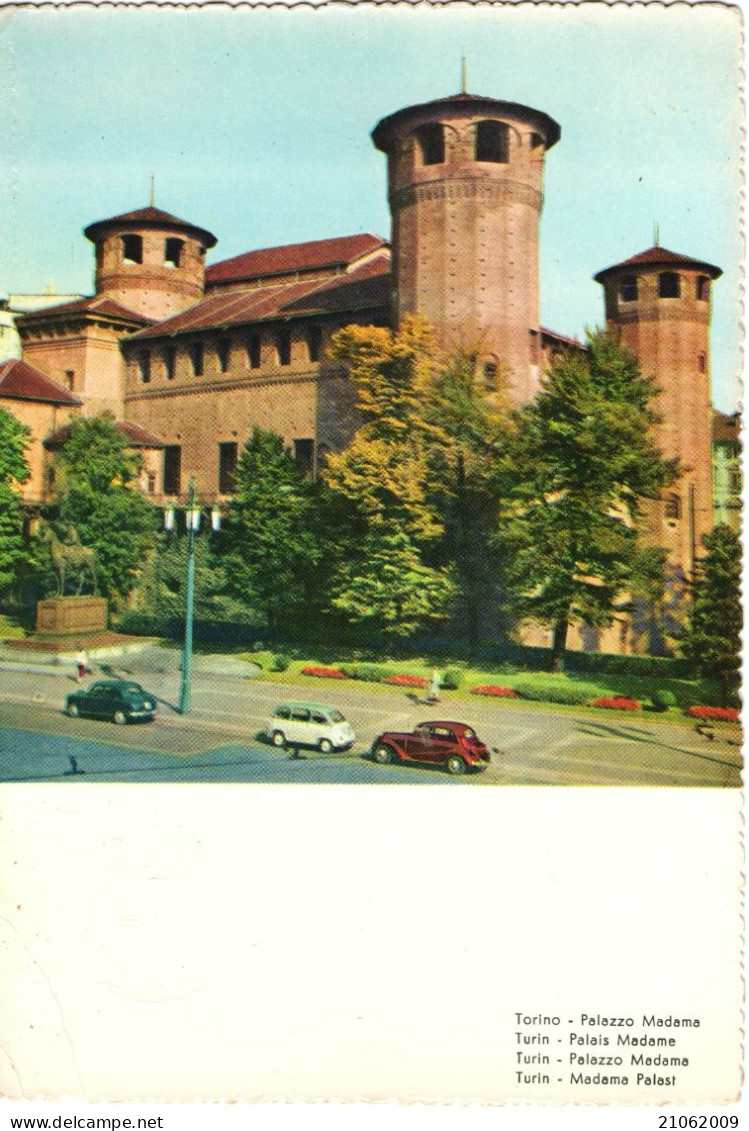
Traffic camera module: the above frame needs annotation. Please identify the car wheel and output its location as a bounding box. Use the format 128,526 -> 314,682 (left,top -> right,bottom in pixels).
67,702 -> 79,718
112,709 -> 128,726
319,738 -> 333,754
373,743 -> 395,765
271,730 -> 286,748
445,754 -> 467,776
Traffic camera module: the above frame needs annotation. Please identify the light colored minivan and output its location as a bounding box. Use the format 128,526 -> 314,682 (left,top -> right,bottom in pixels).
264,702 -> 355,753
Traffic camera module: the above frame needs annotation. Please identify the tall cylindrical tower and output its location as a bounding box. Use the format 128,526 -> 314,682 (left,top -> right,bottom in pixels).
594,246 -> 722,575
372,92 -> 560,405
84,206 -> 217,321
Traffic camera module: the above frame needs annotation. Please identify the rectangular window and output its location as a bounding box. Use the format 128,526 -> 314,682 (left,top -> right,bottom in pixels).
138,352 -> 151,384
165,238 -> 183,268
696,276 -> 710,301
190,342 -> 204,376
218,442 -> 238,495
146,471 -> 156,495
247,333 -> 261,369
217,337 -> 231,373
293,438 -> 315,477
306,326 -> 323,362
163,345 -> 176,381
163,445 -> 182,496
122,234 -> 143,264
276,328 -> 292,366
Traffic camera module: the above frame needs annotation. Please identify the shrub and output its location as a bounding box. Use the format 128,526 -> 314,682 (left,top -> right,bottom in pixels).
685,705 -> 740,722
510,678 -> 602,706
270,653 -> 291,672
470,685 -> 520,698
382,673 -> 429,687
649,689 -> 677,713
440,668 -> 464,690
341,663 -> 394,683
590,696 -> 641,711
301,665 -> 347,679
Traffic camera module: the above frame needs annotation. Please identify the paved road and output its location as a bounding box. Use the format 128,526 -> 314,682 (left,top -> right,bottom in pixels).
0,648 -> 742,786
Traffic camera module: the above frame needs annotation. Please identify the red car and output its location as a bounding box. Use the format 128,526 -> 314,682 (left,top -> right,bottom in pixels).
371,720 -> 492,775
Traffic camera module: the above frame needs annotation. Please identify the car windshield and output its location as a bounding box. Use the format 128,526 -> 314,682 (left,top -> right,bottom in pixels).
122,683 -> 144,695
328,710 -> 344,723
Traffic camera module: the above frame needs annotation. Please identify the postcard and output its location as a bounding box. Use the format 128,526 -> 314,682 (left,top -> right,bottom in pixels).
0,0 -> 743,1120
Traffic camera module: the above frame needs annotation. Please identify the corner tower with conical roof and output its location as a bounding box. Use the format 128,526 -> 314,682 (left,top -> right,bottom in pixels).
84,206 -> 217,321
594,245 -> 722,578
372,92 -> 560,404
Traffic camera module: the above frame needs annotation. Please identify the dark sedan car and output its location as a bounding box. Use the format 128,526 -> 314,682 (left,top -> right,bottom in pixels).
65,680 -> 157,725
371,720 -> 492,775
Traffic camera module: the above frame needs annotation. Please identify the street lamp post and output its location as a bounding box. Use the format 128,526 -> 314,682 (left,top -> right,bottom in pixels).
164,476 -> 221,715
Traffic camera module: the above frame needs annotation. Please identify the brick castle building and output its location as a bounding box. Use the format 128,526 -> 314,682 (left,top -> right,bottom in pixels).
5,90 -> 724,650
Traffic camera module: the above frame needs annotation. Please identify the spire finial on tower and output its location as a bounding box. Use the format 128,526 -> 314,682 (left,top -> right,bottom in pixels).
461,56 -> 467,95
654,220 -> 660,248
149,172 -> 155,208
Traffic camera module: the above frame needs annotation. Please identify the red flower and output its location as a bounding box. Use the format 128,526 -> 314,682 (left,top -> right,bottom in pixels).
590,696 -> 640,711
470,685 -> 520,698
301,666 -> 348,679
685,705 -> 740,722
382,673 -> 429,687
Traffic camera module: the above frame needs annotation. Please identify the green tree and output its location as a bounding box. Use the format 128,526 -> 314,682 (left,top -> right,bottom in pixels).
54,415 -> 156,603
422,347 -> 511,647
221,428 -> 325,630
0,408 -> 30,595
496,330 -> 677,671
680,524 -> 742,705
323,317 -> 455,640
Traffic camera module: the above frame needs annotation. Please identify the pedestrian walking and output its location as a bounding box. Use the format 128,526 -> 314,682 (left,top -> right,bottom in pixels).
76,649 -> 88,682
428,668 -> 441,704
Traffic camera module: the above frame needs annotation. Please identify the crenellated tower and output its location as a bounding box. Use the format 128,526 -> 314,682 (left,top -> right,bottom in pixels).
372,92 -> 560,404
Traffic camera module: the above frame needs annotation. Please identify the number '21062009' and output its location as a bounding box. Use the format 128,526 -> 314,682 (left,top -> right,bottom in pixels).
658,1119 -> 738,1129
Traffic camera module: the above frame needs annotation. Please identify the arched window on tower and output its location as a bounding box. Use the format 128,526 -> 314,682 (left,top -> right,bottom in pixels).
217,337 -> 231,373
696,275 -> 710,301
164,238 -> 184,268
659,272 -> 680,299
415,123 -> 445,166
619,275 -> 638,302
475,121 -> 509,164
138,351 -> 151,384
122,234 -> 143,265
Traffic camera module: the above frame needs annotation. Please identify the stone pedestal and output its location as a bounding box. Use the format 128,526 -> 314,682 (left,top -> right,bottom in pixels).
36,596 -> 108,636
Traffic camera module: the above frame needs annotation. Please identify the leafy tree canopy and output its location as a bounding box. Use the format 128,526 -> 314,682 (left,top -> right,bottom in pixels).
222,428 -> 325,629
496,329 -> 678,670
0,407 -> 30,488
53,415 -> 155,602
680,523 -> 742,704
0,409 -> 30,594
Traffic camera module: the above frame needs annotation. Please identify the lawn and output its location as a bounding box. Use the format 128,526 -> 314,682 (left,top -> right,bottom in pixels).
241,650 -> 724,713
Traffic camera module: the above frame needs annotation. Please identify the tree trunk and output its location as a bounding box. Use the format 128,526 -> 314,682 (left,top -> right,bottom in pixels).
550,612 -> 570,673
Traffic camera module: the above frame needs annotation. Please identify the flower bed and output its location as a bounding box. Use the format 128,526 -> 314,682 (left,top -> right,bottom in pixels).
685,705 -> 740,722
590,696 -> 641,711
300,666 -> 348,680
470,685 -> 520,698
382,673 -> 429,687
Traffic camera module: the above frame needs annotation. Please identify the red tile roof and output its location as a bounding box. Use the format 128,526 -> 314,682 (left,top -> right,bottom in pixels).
594,246 -> 722,282
540,326 -> 584,349
205,234 -> 388,286
0,359 -> 82,405
16,295 -> 152,325
84,206 -> 217,249
372,92 -> 561,151
128,252 -> 391,341
45,419 -> 164,449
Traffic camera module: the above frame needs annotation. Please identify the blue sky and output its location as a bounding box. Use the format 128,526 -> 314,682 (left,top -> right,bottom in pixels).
0,2 -> 742,410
